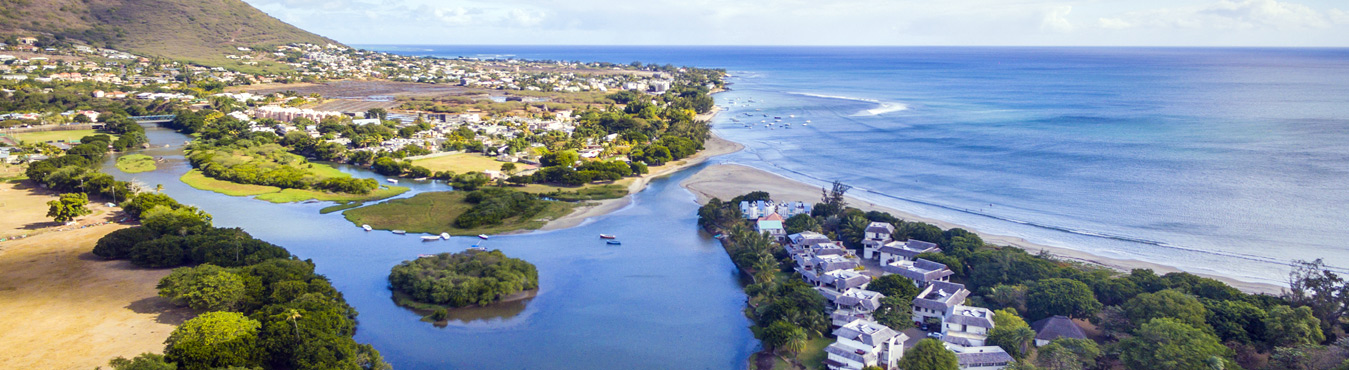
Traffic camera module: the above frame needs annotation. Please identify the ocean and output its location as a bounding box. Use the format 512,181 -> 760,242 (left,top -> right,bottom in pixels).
366,45 -> 1349,286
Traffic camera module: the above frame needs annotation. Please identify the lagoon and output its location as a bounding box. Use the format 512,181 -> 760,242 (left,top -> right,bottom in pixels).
105,126 -> 758,369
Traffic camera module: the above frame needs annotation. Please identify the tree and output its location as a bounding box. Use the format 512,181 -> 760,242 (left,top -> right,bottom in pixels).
157,264 -> 247,311
107,353 -> 177,370
988,308 -> 1035,359
1118,318 -> 1235,370
1036,338 -> 1101,370
1027,278 -> 1101,320
1122,289 -> 1208,331
500,162 -> 517,175
1266,305 -> 1326,347
868,274 -> 919,301
365,108 -> 388,120
874,295 -> 914,330
1205,300 -> 1267,344
73,113 -> 92,123
986,284 -> 1028,314
93,227 -> 160,259
899,338 -> 959,370
46,192 -> 91,223
164,312 -> 263,370
783,213 -> 820,234
1286,259 -> 1349,340
540,150 -> 580,167
762,320 -> 807,353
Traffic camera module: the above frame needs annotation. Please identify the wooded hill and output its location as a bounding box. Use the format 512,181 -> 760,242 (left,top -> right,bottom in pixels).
0,0 -> 338,64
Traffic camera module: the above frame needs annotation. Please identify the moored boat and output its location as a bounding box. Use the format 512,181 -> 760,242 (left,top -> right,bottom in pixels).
440,232 -> 451,239
387,178 -> 399,184
362,224 -> 372,231
477,234 -> 489,240
599,234 -> 617,239
606,240 -> 622,245
392,230 -> 406,235
421,236 -> 440,242
468,245 -> 487,251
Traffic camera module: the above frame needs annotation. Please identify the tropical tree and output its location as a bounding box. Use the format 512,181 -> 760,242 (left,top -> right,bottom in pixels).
157,264 -> 247,311
988,308 -> 1035,359
899,338 -> 959,370
1036,338 -> 1101,370
164,312 -> 264,370
46,192 -> 92,223
1118,318 -> 1235,370
874,295 -> 913,330
783,213 -> 820,234
1285,259 -> 1349,339
867,274 -> 919,301
1265,305 -> 1326,347
106,353 -> 177,370
762,320 -> 807,355
1122,289 -> 1208,331
1027,278 -> 1101,320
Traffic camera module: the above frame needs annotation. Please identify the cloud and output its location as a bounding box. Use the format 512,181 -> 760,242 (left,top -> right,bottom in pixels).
1041,5 -> 1075,32
1097,0 -> 1334,30
1329,9 -> 1349,24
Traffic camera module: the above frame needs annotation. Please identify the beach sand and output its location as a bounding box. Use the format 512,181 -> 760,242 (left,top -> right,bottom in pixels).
679,163 -> 1284,295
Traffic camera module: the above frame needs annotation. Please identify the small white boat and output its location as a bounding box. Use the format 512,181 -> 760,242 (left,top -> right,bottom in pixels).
789,114 -> 796,118
392,230 -> 406,235
440,232 -> 451,239
362,224 -> 372,231
421,236 -> 440,242
468,245 -> 487,251
478,234 -> 489,240
387,178 -> 399,184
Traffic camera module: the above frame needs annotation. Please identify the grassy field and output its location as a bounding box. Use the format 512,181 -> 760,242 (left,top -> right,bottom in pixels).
343,191 -> 576,235
180,169 -> 408,203
114,154 -> 157,173
411,153 -> 522,174
180,170 -> 280,196
319,201 -> 365,214
11,129 -> 111,144
513,180 -> 633,201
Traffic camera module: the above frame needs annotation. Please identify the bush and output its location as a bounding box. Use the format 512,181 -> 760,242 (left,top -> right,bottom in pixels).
454,189 -> 547,228
388,250 -> 538,307
93,227 -> 160,259
130,236 -> 189,268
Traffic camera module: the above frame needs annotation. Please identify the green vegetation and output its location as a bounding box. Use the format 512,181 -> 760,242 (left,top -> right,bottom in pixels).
899,339 -> 959,370
343,189 -> 576,235
0,0 -> 338,68
116,154 -> 158,173
188,143 -> 378,194
93,191 -> 388,370
700,185 -> 1349,370
388,250 -> 539,308
12,129 -> 109,144
180,169 -> 280,196
180,169 -> 408,203
319,201 -> 364,214
411,153 -> 518,175
46,192 -> 92,223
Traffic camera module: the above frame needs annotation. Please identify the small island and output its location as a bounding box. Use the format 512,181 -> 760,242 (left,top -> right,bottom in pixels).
114,154 -> 158,173
344,188 -> 576,235
389,250 -> 540,323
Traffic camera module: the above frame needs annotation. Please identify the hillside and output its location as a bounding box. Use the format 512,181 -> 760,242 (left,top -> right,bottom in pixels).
0,0 -> 338,67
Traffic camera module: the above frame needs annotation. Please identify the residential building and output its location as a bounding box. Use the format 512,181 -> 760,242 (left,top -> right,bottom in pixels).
943,306 -> 995,347
823,288 -> 885,327
861,222 -> 894,259
882,258 -> 955,287
945,344 -> 1015,370
825,319 -> 907,370
878,239 -> 942,265
1030,315 -> 1088,347
912,281 -> 971,324
755,213 -> 786,240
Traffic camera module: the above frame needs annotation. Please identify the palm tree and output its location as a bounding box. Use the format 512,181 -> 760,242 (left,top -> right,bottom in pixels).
155,184 -> 164,193
287,309 -> 303,343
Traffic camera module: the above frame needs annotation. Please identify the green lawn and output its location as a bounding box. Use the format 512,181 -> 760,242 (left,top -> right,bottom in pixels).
319,202 -> 365,214
181,169 -> 409,203
343,191 -> 576,235
513,182 -> 631,201
115,154 -> 158,173
11,130 -> 115,144
411,153 -> 522,174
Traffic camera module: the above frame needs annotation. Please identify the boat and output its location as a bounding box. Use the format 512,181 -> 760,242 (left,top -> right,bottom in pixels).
392,230 -> 406,235
789,114 -> 796,118
599,234 -> 617,239
387,178 -> 399,184
468,245 -> 487,251
417,254 -> 434,258
606,240 -> 622,245
440,232 -> 451,239
421,236 -> 441,242
362,224 -> 372,231
477,234 -> 489,240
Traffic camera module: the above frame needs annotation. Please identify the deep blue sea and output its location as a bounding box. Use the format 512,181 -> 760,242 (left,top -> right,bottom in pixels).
366,46 -> 1349,286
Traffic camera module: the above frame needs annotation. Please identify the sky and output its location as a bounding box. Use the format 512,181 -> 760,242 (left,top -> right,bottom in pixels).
243,0 -> 1349,46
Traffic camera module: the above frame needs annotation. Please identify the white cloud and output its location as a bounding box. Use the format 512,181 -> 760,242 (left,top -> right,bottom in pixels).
1329,9 -> 1349,24
1096,17 -> 1134,29
1099,0 -> 1334,30
1042,5 -> 1075,32
506,8 -> 546,27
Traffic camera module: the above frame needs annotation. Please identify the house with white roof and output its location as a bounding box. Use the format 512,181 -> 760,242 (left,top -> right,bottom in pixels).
912,281 -> 971,324
825,319 -> 907,370
943,306 -> 996,347
945,343 -> 1014,370
822,288 -> 886,327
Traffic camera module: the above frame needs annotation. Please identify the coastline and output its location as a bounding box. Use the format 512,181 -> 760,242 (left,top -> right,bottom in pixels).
679,163 -> 1284,295
538,106 -> 742,231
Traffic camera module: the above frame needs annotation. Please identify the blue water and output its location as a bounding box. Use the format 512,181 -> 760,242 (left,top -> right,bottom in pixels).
106,127 -> 757,369
366,45 -> 1349,286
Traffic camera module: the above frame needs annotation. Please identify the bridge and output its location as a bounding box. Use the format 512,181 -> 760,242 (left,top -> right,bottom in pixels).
130,115 -> 175,123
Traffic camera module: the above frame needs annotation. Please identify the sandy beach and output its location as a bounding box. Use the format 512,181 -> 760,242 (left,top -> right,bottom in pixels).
679,163 -> 1284,295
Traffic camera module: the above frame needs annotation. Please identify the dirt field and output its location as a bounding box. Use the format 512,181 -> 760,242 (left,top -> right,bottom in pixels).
0,184 -> 191,369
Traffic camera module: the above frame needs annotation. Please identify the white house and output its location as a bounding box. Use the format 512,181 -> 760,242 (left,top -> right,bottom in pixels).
861,222 -> 895,259
943,306 -> 995,347
912,281 -> 971,325
882,258 -> 955,287
824,288 -> 885,327
878,239 -> 942,265
754,213 -> 786,240
825,319 -> 907,370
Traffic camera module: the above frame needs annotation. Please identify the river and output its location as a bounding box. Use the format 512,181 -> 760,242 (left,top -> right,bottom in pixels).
104,125 -> 758,369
